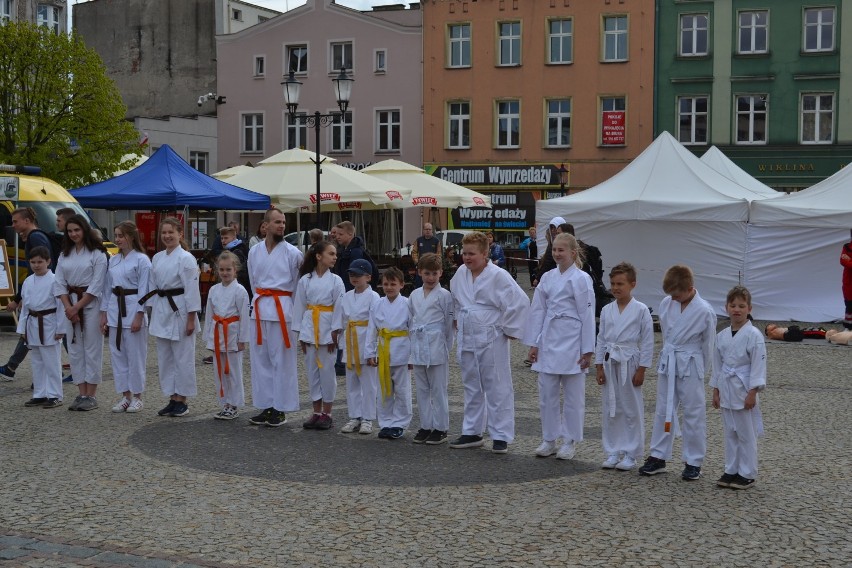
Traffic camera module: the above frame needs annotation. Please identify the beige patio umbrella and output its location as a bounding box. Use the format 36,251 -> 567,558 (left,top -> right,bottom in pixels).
212,164 -> 254,180
362,159 -> 492,209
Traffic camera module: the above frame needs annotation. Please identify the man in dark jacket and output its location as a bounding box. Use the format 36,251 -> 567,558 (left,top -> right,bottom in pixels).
334,220 -> 371,292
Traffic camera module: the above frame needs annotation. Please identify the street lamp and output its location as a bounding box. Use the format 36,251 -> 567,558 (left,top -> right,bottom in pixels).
282,68 -> 354,226
557,162 -> 569,195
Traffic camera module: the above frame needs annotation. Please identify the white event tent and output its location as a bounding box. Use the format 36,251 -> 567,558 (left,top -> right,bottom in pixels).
700,146 -> 780,199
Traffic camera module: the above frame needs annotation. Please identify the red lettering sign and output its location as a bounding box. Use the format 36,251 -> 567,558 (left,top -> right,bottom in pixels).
412,196 -> 438,206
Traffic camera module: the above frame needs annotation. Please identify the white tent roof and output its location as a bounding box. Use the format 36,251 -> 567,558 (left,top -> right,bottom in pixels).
362,159 -> 492,209
750,163 -> 852,228
700,146 -> 780,199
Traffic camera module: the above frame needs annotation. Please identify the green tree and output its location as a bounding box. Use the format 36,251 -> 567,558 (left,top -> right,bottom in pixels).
0,22 -> 141,188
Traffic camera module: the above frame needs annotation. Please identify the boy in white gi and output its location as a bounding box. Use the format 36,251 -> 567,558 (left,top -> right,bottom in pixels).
366,267 -> 412,440
409,253 -> 454,445
594,262 -> 654,470
450,232 -> 529,454
20,247 -> 64,408
524,233 -> 595,460
203,251 -> 250,420
711,286 -> 766,490
639,264 -> 716,480
338,259 -> 380,435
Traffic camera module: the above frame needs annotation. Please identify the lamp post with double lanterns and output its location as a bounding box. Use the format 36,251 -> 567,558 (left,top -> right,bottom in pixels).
282,68 -> 354,226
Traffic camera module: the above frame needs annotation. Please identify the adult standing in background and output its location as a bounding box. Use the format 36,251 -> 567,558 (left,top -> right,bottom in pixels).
249,221 -> 267,248
519,226 -> 538,286
411,223 -> 442,288
841,230 -> 852,329
533,216 -> 565,287
486,232 -> 506,269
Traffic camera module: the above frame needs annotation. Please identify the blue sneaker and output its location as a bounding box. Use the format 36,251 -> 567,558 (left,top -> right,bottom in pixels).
377,427 -> 391,439
0,365 -> 15,381
62,374 -> 74,383
388,427 -> 404,439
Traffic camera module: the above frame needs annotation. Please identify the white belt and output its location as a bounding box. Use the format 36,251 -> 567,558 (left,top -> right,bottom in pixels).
659,342 -> 702,435
603,343 -> 639,418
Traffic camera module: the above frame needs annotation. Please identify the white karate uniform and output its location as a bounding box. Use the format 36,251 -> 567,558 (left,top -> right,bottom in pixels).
292,270 -> 345,404
594,297 -> 654,460
53,247 -> 108,385
203,281 -> 250,408
19,272 -> 63,400
710,321 -> 766,480
248,240 -> 303,412
339,288 -> 380,420
147,247 -> 201,397
408,286 -> 454,432
452,263 -> 529,443
523,264 -> 595,444
101,250 -> 151,395
365,295 -> 412,429
649,291 -> 716,466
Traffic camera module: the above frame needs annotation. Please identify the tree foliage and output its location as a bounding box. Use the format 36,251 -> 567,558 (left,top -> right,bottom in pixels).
0,22 -> 141,187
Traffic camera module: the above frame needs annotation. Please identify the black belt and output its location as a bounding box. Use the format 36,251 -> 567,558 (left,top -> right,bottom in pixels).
139,288 -> 185,313
111,287 -> 139,351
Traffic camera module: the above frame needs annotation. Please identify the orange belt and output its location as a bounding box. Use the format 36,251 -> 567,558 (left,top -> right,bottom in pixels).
253,288 -> 293,348
307,304 -> 334,368
213,314 -> 240,398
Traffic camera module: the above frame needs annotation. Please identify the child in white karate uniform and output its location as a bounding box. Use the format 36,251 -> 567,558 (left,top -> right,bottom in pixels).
292,241 -> 345,430
594,262 -> 654,470
524,233 -> 595,460
711,286 -> 766,490
338,259 -> 380,435
203,251 -> 250,420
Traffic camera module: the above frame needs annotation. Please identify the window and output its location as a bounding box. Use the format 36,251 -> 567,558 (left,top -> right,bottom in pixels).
331,41 -> 353,72
37,4 -> 60,34
231,8 -> 242,21
254,56 -> 265,77
680,14 -> 708,56
286,113 -> 307,150
375,49 -> 387,73
603,15 -> 628,62
736,95 -> 767,144
600,97 -> 626,146
548,19 -> 573,64
331,111 -> 352,153
288,45 -> 308,74
803,7 -> 834,52
189,151 -> 209,175
376,110 -> 401,152
677,96 -> 708,145
1,1 -> 12,24
498,21 -> 521,66
801,93 -> 833,144
496,100 -> 520,149
546,99 -> 571,148
448,23 -> 471,67
258,15 -> 268,23
738,11 -> 768,54
448,101 -> 470,149
241,113 -> 264,153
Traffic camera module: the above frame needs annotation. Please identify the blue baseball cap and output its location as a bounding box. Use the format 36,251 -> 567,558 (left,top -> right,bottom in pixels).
348,259 -> 372,275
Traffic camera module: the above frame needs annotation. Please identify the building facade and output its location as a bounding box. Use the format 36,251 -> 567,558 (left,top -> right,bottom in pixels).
656,0 -> 852,190
1,0 -> 67,33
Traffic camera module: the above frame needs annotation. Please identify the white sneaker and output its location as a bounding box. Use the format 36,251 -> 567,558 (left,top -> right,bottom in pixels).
602,455 -> 620,469
358,420 -> 373,435
126,398 -> 144,413
111,398 -> 130,413
341,418 -> 361,433
616,456 -> 637,471
535,440 -> 558,457
556,440 -> 576,460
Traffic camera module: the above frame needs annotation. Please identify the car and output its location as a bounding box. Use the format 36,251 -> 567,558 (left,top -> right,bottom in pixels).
398,229 -> 474,257
284,230 -> 330,253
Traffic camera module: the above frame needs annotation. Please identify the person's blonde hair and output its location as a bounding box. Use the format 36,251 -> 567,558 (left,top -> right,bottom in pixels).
609,261 -> 637,283
216,250 -> 242,272
461,232 -> 488,254
336,220 -> 355,235
553,232 -> 584,268
662,265 -> 694,294
219,226 -> 236,238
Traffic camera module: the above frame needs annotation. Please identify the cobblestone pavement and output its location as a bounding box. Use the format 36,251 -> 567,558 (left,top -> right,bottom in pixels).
1,277 -> 850,567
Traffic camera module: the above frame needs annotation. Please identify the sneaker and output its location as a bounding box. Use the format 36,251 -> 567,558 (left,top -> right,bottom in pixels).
728,474 -> 756,490
203,355 -> 214,364
168,402 -> 189,417
24,397 -> 48,407
616,456 -> 637,471
249,408 -> 273,425
111,398 -> 131,413
77,396 -> 98,411
449,434 -> 484,449
388,427 -> 404,439
491,440 -> 508,454
219,407 -> 238,420
266,411 -> 287,427
158,400 -> 178,416
681,464 -> 701,481
341,419 -> 361,433
377,427 -> 391,439
638,456 -> 668,476
0,365 -> 15,380
556,440 -> 576,460
315,414 -> 333,430
716,472 -> 737,488
535,440 -> 558,457
425,430 -> 448,445
302,413 -> 321,429
126,399 -> 144,413
68,395 -> 84,411
42,398 -> 63,409
601,455 -> 620,469
334,363 -> 347,377
358,420 -> 373,435
413,428 -> 432,444
62,375 -> 74,383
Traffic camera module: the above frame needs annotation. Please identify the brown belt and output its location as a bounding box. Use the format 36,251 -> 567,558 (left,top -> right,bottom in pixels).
139,288 -> 184,313
25,308 -> 57,346
67,285 -> 89,342
111,287 -> 139,351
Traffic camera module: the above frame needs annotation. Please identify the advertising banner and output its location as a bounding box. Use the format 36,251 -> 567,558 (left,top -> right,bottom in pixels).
602,111 -> 626,145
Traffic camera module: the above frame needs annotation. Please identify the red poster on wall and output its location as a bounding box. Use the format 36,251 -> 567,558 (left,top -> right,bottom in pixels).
135,212 -> 184,256
601,111 -> 626,145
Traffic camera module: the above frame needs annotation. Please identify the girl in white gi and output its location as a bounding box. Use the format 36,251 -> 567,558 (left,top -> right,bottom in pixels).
292,241 -> 345,431
450,232 -> 529,454
366,267 -> 412,440
20,247 -> 64,408
594,262 -> 654,470
711,286 -> 766,490
409,253 -> 454,445
100,222 -> 151,413
639,264 -> 716,480
202,251 -> 250,420
338,259 -> 380,435
143,217 -> 201,418
523,233 -> 595,460
55,214 -> 108,412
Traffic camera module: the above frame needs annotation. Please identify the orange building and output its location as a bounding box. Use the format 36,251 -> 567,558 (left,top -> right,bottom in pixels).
422,0 -> 655,238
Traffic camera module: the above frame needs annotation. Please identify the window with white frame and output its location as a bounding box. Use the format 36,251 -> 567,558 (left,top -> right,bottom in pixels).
600,96 -> 626,146
680,14 -> 708,56
254,56 -> 265,77
496,100 -> 520,148
331,41 -> 353,72
803,7 -> 834,52
677,96 -> 708,145
548,19 -> 573,64
448,23 -> 471,67
736,95 -> 767,144
189,151 -> 209,174
738,11 -> 768,54
498,21 -> 521,66
37,4 -> 60,34
448,101 -> 470,149
286,112 -> 307,150
287,45 -> 307,74
376,110 -> 401,152
241,113 -> 264,153
801,93 -> 833,144
1,0 -> 12,24
603,15 -> 628,62
375,49 -> 387,73
331,111 -> 352,153
546,99 -> 571,148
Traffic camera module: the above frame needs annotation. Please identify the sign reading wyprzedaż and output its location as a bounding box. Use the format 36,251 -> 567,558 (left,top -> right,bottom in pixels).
424,163 -> 565,188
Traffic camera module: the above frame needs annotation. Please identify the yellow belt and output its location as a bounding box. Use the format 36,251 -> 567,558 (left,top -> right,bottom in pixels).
308,304 -> 334,368
345,320 -> 369,375
378,328 -> 409,399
